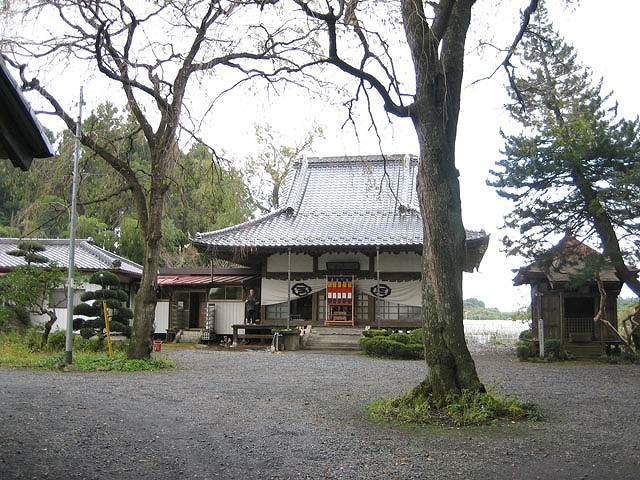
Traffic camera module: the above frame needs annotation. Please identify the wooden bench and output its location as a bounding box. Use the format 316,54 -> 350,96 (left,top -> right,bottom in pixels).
236,333 -> 274,341
232,324 -> 278,346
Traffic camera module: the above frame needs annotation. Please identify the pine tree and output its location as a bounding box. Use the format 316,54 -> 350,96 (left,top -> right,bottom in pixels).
73,270 -> 132,341
1,241 -> 64,346
489,7 -> 640,294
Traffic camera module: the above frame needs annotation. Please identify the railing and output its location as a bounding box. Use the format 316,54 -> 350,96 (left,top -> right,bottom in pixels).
564,316 -> 594,341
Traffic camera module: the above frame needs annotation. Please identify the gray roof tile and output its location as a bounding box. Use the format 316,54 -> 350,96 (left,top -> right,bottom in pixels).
0,238 -> 142,277
194,155 -> 486,250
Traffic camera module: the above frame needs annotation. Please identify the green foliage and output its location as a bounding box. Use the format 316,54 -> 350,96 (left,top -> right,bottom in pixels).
46,329 -> 67,351
544,339 -> 574,361
603,351 -> 640,364
444,389 -> 543,426
8,240 -> 49,265
463,298 -> 527,320
75,215 -> 118,252
618,297 -> 639,321
245,124 -> 323,213
489,7 -> 640,265
88,270 -> 120,286
387,332 -> 412,344
408,328 -> 424,345
0,264 -> 65,316
366,387 -> 543,427
516,340 -> 535,361
0,102 -> 293,270
519,329 -> 533,340
118,216 -> 145,265
0,305 -> 30,332
359,335 -> 424,360
70,353 -> 174,372
464,298 -> 485,308
362,328 -> 389,337
0,332 -> 174,370
516,335 -> 576,362
0,226 -> 21,237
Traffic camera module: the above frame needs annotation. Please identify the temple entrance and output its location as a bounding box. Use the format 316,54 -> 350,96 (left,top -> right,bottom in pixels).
289,295 -> 313,322
564,296 -> 595,341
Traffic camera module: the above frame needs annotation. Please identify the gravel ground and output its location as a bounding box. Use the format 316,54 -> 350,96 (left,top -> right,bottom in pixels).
1,343 -> 639,480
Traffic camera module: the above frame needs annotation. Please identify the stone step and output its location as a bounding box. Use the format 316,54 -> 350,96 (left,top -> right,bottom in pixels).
175,329 -> 204,344
305,327 -> 364,351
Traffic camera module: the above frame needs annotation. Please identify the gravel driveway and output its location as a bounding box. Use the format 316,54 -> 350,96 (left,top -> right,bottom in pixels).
1,344 -> 638,479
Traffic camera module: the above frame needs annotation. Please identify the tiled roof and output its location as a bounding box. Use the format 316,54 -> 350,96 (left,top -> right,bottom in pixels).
0,238 -> 142,277
193,155 -> 488,251
513,234 -> 622,285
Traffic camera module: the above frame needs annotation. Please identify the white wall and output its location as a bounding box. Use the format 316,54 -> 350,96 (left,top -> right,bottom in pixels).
318,252 -> 370,270
211,301 -> 246,335
267,252 -> 313,272
266,251 -> 422,274
154,300 -> 170,333
377,252 -> 421,273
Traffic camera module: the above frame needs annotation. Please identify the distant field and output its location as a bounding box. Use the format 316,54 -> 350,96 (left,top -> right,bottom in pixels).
463,319 -> 529,344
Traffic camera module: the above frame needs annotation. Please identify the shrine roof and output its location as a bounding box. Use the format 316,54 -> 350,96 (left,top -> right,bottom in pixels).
192,155 -> 489,270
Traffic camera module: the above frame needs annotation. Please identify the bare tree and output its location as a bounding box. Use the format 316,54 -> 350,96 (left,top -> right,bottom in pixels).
2,0 -> 304,358
246,124 -> 322,213
289,0 -> 543,402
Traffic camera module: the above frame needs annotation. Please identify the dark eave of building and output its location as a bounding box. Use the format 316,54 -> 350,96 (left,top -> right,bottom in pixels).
0,56 -> 54,170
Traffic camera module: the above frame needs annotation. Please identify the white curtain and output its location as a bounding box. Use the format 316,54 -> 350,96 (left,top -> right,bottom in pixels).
261,278 -> 327,306
355,279 -> 422,307
261,277 -> 421,307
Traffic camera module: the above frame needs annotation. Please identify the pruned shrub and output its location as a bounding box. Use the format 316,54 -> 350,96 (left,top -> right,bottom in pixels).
515,329 -> 537,361
362,328 -> 389,338
388,332 -> 412,344
359,335 -> 424,360
544,339 -> 573,361
516,340 -> 535,361
519,329 -> 533,341
408,328 -> 424,345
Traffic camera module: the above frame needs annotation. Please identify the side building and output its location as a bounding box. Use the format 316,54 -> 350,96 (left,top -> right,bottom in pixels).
192,155 -> 489,332
514,233 -> 628,357
0,238 -> 142,332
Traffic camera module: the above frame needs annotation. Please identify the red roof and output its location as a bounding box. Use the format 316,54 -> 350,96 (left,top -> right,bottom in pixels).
157,274 -> 256,286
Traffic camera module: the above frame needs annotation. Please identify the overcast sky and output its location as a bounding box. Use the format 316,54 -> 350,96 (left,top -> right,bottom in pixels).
458,0 -> 640,310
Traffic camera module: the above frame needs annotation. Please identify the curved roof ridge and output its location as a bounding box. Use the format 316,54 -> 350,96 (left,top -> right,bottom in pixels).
80,240 -> 142,271
193,206 -> 293,242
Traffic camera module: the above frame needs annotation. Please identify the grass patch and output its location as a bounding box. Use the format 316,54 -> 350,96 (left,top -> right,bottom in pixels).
0,331 -> 174,372
365,387 -> 543,427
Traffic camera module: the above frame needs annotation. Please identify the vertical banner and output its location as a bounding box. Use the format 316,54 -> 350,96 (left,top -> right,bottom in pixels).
326,275 -> 354,305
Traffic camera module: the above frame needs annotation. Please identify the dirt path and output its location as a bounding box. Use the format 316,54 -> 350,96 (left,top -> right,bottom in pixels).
1,345 -> 638,479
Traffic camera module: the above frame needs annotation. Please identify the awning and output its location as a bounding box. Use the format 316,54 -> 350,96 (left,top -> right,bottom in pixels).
157,274 -> 257,286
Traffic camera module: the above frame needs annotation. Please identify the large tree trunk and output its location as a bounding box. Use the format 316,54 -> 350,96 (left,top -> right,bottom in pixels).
127,141 -> 176,359
403,0 -> 483,402
412,104 -> 484,401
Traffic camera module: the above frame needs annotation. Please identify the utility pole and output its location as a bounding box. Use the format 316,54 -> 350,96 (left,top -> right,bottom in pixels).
65,87 -> 84,366
287,247 -> 291,329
